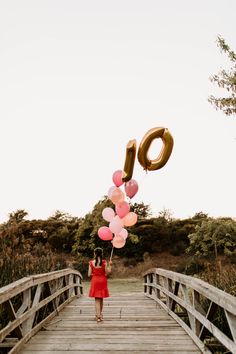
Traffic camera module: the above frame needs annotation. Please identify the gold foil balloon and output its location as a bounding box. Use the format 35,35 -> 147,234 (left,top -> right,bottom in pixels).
122,139 -> 137,182
137,127 -> 174,171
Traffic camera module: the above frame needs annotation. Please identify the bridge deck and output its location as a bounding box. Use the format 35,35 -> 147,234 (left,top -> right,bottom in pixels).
20,293 -> 201,353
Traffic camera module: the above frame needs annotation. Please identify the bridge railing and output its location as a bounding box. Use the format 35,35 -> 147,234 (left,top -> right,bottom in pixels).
0,268 -> 83,354
143,268 -> 236,354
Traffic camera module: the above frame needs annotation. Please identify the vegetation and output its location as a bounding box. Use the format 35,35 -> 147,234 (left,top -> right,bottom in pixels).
0,203 -> 235,297
0,202 -> 235,353
208,36 -> 236,116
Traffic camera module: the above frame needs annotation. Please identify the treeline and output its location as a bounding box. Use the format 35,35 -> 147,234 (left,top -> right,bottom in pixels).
0,198 -> 236,287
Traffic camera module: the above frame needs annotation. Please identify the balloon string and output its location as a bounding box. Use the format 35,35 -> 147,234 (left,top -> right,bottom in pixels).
126,171 -> 148,204
109,246 -> 114,262
138,170 -> 148,188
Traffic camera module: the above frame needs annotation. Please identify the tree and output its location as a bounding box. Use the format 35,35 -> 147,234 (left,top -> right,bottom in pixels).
72,198 -> 151,258
131,202 -> 151,218
7,209 -> 28,225
208,36 -> 236,116
187,218 -> 236,258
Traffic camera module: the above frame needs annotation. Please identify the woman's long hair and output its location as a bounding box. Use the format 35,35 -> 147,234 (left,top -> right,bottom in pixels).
94,247 -> 103,266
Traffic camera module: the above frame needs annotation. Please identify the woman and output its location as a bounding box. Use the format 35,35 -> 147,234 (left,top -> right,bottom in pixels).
88,247 -> 112,322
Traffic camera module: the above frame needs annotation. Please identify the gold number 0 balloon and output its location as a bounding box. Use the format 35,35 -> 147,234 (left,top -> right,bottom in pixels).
138,127 -> 174,171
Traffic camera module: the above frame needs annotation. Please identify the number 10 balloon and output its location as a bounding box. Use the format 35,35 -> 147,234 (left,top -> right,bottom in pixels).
122,127 -> 174,182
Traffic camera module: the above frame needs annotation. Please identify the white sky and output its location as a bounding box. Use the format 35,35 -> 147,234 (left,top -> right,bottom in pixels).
0,0 -> 235,222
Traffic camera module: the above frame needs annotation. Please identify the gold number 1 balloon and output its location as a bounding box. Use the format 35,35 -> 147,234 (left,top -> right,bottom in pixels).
138,127 -> 174,171
122,139 -> 137,182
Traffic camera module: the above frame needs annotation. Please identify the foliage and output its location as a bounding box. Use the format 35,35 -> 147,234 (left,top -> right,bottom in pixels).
1,204 -> 235,289
187,218 -> 236,258
208,36 -> 236,116
131,202 -> 151,218
72,198 -> 152,260
45,211 -> 82,252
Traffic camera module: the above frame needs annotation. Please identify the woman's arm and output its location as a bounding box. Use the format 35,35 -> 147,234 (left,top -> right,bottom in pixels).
105,260 -> 112,275
88,264 -> 92,278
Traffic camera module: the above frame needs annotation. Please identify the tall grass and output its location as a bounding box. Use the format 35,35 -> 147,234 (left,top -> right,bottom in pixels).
0,243 -> 68,288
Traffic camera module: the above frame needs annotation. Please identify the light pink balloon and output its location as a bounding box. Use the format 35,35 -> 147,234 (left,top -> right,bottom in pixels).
109,215 -> 123,234
115,201 -> 130,218
110,187 -> 125,204
118,228 -> 128,240
123,212 -> 138,227
102,207 -> 115,222
108,186 -> 116,198
125,179 -> 139,198
112,235 -> 126,248
112,170 -> 124,187
98,226 -> 113,241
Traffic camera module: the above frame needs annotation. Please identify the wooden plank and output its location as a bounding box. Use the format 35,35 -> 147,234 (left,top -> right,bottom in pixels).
22,343 -> 200,350
29,337 -> 195,344
18,293 -> 200,354
20,351 -> 201,354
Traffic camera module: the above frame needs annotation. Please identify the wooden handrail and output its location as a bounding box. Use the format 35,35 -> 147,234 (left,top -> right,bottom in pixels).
0,268 -> 83,354
143,268 -> 236,354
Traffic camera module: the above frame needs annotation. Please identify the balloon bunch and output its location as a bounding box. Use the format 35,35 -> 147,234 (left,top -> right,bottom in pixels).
98,170 -> 139,250
97,126 -> 174,257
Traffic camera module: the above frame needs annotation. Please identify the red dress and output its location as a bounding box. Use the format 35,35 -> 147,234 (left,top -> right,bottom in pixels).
89,259 -> 109,298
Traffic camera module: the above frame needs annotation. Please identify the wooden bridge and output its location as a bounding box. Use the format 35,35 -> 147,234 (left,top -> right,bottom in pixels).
0,268 -> 236,354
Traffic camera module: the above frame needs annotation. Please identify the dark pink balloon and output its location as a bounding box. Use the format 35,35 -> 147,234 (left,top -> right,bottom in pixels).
112,170 -> 124,187
124,179 -> 139,198
98,226 -> 113,241
115,201 -> 130,218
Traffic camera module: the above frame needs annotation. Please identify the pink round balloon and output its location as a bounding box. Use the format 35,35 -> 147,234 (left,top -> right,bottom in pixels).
109,215 -> 123,234
125,179 -> 139,198
108,185 -> 116,198
123,212 -> 138,227
112,235 -> 126,248
118,228 -> 128,240
102,207 -> 115,222
112,170 -> 124,187
98,226 -> 113,241
115,201 -> 130,218
110,188 -> 125,204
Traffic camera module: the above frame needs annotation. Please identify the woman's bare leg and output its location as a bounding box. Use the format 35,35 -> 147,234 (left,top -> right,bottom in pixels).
95,298 -> 101,318
100,298 -> 103,319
